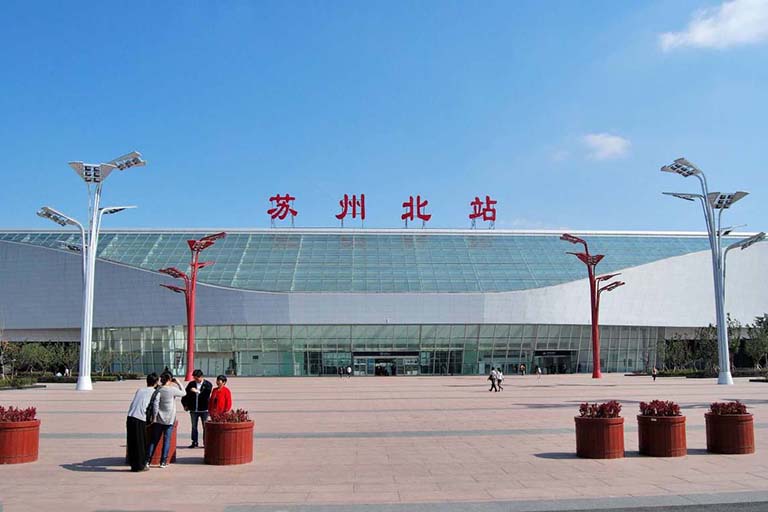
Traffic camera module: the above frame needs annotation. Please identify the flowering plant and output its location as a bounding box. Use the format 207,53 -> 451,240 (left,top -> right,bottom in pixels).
209,408 -> 251,423
639,400 -> 681,416
578,400 -> 622,418
709,401 -> 749,415
0,406 -> 37,422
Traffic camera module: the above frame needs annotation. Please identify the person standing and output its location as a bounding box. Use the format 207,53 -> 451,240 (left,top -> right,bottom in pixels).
536,366 -> 542,381
146,372 -> 185,468
496,368 -> 504,391
652,367 -> 658,382
346,365 -> 352,378
182,369 -> 212,448
126,373 -> 159,472
209,374 -> 233,417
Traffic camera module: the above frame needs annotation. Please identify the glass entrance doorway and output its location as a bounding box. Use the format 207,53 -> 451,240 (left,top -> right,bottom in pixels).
352,351 -> 420,376
533,350 -> 576,374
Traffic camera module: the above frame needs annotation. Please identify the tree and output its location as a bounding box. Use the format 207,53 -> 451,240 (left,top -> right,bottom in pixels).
49,343 -> 79,374
727,314 -> 743,371
93,348 -> 115,376
0,341 -> 21,379
746,315 -> 768,369
693,324 -> 718,373
17,343 -> 53,373
663,333 -> 692,371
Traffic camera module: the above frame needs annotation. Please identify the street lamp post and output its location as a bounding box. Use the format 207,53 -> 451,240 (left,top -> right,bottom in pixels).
662,157 -> 752,385
159,232 -> 226,381
561,234 -> 625,379
38,152 -> 145,391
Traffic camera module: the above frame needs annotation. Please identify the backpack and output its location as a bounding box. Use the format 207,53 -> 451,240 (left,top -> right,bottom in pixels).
145,388 -> 161,424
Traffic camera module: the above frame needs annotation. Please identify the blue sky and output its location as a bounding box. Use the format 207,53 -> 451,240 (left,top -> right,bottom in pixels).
1,0 -> 767,231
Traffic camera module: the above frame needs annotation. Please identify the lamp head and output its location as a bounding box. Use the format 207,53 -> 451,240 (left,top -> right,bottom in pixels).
596,272 -> 621,283
37,206 -> 77,227
738,232 -> 766,251
600,281 -> 625,293
200,231 -> 227,243
159,267 -> 187,280
100,205 -> 137,216
109,151 -> 146,170
160,284 -> 186,294
68,162 -> 117,184
661,158 -> 701,177
560,233 -> 586,245
662,192 -> 701,202
707,191 -> 749,210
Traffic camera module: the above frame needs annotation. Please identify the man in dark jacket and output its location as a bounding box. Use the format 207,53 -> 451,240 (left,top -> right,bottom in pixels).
182,369 -> 213,448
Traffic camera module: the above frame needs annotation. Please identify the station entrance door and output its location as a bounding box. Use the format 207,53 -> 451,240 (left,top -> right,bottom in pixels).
352,351 -> 420,376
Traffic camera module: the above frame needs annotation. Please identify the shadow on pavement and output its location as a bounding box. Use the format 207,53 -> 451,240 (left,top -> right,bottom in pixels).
61,456 -> 129,472
172,456 -> 205,465
535,449 -> 710,460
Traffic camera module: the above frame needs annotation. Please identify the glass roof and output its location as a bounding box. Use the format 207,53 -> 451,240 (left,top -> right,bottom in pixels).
0,230 -> 714,293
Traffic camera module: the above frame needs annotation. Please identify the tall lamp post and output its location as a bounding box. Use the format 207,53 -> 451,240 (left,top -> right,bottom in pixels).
159,232 -> 226,381
661,157 -> 754,385
37,152 -> 145,391
561,234 -> 625,378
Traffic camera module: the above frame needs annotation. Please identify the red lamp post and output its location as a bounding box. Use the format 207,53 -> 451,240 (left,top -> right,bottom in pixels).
561,234 -> 625,379
159,232 -> 226,381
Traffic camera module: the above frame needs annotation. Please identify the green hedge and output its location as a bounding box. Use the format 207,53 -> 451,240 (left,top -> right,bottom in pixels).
0,376 -> 39,388
36,373 -> 141,383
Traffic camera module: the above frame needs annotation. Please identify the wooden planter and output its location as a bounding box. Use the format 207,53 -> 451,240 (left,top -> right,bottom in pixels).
637,415 -> 686,457
0,420 -> 40,464
147,420 -> 178,465
574,416 -> 625,459
705,413 -> 754,454
204,420 -> 254,465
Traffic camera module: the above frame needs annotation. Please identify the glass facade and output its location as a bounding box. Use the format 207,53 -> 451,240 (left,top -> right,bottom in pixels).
0,230 -> 713,293
94,323 -> 661,377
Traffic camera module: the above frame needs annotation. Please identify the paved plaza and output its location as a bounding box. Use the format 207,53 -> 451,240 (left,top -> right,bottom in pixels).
3,374 -> 768,511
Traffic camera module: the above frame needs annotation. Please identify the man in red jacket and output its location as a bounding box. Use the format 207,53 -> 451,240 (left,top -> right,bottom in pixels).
209,374 -> 233,417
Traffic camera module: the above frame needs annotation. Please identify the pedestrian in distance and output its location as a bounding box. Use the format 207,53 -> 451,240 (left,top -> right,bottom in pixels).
488,368 -> 498,392
652,367 -> 658,382
145,371 -> 185,469
496,368 -> 504,391
126,372 -> 159,472
209,374 -> 233,416
182,369 -> 212,448
346,365 -> 352,378
536,366 -> 542,381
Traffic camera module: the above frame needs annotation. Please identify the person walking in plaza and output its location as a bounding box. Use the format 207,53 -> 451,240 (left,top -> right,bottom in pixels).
126,372 -> 159,472
209,374 -> 233,417
496,368 -> 504,391
488,368 -> 498,392
145,371 -> 185,468
536,366 -> 542,381
346,365 -> 352,378
182,369 -> 212,448
652,367 -> 658,382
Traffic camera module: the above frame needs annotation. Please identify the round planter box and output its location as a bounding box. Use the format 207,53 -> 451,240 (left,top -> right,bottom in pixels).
574,416 -> 625,459
705,413 -> 754,454
0,420 -> 40,464
204,421 -> 254,465
637,415 -> 686,457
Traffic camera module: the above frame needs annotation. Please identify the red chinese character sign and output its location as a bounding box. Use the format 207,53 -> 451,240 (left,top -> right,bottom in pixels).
469,195 -> 497,229
268,194 -> 297,227
336,194 -> 366,227
402,195 -> 431,227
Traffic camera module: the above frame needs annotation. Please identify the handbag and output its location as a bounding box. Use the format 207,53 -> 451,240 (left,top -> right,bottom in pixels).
145,388 -> 161,424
